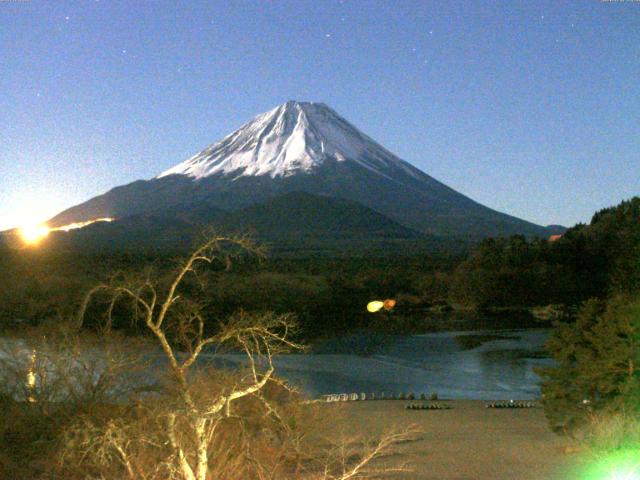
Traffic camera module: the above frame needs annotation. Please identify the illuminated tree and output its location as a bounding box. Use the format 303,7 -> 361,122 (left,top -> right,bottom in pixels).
69,234 -> 416,480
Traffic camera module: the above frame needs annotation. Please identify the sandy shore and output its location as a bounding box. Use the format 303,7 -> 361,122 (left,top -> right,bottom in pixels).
314,400 -> 585,480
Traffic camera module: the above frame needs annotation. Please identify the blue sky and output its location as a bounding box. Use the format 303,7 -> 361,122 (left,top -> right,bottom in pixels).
1,0 -> 638,230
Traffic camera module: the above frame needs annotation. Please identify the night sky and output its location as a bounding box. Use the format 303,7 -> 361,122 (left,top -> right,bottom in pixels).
1,0 -> 639,230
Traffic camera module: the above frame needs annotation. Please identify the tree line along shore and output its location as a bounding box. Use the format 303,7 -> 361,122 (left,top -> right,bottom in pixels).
1,197 -> 638,341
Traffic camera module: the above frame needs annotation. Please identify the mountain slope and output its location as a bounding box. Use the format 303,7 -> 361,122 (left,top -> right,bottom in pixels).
220,191 -> 421,240
38,192 -> 431,254
50,101 -> 557,238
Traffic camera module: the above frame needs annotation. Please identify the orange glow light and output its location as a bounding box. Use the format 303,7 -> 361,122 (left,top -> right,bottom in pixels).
18,217 -> 115,246
19,224 -> 50,245
367,299 -> 397,313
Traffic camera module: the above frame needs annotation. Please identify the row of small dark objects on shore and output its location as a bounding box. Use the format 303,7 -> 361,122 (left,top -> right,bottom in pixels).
485,400 -> 537,409
406,400 -> 538,410
322,394 -> 539,409
406,402 -> 451,410
322,392 -> 440,402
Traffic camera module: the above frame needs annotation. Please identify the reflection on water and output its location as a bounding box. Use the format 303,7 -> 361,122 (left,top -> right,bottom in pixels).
268,329 -> 552,400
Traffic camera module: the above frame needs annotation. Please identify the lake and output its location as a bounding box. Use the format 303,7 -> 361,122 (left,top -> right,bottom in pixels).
267,328 -> 552,400
0,327 -> 553,401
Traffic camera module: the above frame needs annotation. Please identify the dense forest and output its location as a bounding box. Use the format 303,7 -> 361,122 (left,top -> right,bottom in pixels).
1,197 -> 638,339
450,197 -> 640,309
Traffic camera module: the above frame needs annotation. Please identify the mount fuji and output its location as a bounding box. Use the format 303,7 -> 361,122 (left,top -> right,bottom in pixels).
49,101 -> 559,248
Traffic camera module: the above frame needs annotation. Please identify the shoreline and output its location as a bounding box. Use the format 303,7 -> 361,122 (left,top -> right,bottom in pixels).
313,400 -> 585,479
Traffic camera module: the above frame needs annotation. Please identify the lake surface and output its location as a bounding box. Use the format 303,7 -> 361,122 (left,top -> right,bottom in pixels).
1,327 -> 553,401
268,329 -> 552,400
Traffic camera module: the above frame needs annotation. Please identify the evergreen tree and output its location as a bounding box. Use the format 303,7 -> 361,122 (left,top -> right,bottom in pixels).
537,295 -> 640,434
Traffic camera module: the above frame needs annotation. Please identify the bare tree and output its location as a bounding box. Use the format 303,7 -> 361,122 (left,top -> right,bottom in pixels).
0,323 -> 149,412
70,236 -> 303,479
0,322 -> 151,479
62,234 -> 418,480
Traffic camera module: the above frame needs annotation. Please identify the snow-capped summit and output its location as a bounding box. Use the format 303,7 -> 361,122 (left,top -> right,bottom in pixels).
50,101 -> 558,239
157,101 -> 415,181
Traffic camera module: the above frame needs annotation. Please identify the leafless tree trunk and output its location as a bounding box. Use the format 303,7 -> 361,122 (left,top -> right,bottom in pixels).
76,235 -> 306,480
62,234 -> 420,480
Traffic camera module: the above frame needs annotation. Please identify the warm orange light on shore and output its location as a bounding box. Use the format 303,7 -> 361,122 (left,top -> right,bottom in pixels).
367,299 -> 397,313
19,224 -> 50,245
383,299 -> 396,311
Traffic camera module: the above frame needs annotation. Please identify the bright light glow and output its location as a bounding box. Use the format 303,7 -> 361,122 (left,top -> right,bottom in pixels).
367,301 -> 385,313
26,371 -> 36,388
26,348 -> 37,403
18,217 -> 115,246
605,464 -> 640,480
577,449 -> 640,480
20,224 -> 50,245
55,217 -> 114,232
605,466 -> 640,480
367,299 -> 397,313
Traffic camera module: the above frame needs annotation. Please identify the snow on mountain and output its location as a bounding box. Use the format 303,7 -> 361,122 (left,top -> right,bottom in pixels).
49,100 -> 557,239
157,101 -> 418,181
